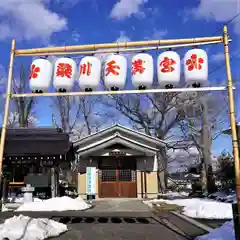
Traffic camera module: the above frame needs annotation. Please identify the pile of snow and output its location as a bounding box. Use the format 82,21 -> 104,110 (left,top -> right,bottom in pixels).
2,205 -> 11,212
0,214 -> 67,240
208,191 -> 236,203
8,197 -> 42,203
144,198 -> 233,219
196,220 -> 234,240
158,191 -> 189,198
16,196 -> 91,212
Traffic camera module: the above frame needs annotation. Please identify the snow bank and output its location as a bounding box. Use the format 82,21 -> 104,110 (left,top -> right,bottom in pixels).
8,197 -> 42,203
0,214 -> 67,240
16,196 -> 91,212
196,221 -> 235,240
158,191 -> 189,198
208,192 -> 236,203
144,198 -> 233,219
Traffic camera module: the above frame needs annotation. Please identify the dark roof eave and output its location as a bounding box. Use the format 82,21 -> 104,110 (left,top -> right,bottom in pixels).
1,127 -> 73,156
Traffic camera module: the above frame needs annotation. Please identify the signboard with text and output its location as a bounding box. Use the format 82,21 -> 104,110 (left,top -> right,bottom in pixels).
86,167 -> 96,195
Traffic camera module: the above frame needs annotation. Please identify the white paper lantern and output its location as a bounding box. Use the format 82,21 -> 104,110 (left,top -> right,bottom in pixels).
78,56 -> 101,91
29,58 -> 53,93
157,51 -> 181,88
104,54 -> 127,90
131,53 -> 153,90
184,49 -> 208,87
53,57 -> 77,92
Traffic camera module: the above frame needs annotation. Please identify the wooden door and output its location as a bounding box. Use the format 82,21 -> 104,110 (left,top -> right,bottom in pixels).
98,157 -> 137,198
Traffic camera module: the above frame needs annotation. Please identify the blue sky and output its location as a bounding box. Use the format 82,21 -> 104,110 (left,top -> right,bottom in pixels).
0,0 -> 240,156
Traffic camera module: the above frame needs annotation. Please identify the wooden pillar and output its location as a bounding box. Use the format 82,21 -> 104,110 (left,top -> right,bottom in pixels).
144,171 -> 147,199
140,171 -> 144,198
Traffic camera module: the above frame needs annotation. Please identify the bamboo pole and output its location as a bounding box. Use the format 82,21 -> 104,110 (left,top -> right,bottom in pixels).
0,40 -> 16,205
14,36 -> 223,55
9,86 -> 234,98
223,25 -> 240,225
15,39 -> 229,57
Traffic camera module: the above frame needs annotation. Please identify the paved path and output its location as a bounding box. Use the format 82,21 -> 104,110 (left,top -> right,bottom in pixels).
52,199 -> 207,239
87,198 -> 151,212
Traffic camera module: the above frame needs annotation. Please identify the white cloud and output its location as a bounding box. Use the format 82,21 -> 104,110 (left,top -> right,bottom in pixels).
152,29 -> 168,39
71,30 -> 81,43
145,28 -> 168,40
185,0 -> 240,34
211,52 -> 225,62
116,31 -> 131,42
0,0 -> 68,41
211,50 -> 240,62
95,31 -> 132,62
110,0 -> 148,20
0,64 -> 7,91
53,0 -> 81,9
167,147 -> 200,172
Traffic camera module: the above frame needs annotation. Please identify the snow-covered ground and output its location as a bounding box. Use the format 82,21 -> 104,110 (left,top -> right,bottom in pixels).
208,191 -> 236,203
15,196 -> 91,212
144,193 -> 237,240
144,198 -> 233,219
0,214 -> 67,240
196,221 -> 235,240
8,196 -> 42,203
157,191 -> 189,198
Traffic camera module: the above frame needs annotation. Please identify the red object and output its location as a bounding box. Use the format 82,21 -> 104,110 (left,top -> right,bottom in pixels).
132,59 -> 145,75
80,62 -> 92,75
186,54 -> 204,71
105,60 -> 120,76
159,57 -> 176,73
30,64 -> 40,79
56,63 -> 72,78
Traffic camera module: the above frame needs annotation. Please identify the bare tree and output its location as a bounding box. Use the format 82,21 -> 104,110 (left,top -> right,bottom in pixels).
51,96 -> 81,133
105,90 -> 188,192
178,90 -> 228,193
106,84 -> 227,193
10,64 -> 36,127
51,94 -> 116,138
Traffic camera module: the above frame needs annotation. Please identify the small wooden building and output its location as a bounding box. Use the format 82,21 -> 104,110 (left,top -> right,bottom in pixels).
74,124 -> 167,199
1,127 -> 73,198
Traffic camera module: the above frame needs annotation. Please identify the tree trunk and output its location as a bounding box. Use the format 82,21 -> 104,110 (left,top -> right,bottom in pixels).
157,148 -> 168,193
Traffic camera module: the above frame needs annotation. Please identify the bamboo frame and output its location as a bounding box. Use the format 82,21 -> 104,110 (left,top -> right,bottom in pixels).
15,39 -> 230,57
223,25 -> 240,224
0,32 -> 237,215
14,36 -> 223,55
0,40 -> 16,174
9,86 -> 235,98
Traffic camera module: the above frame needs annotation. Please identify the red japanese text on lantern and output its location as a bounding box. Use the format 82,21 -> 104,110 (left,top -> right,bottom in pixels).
56,63 -> 72,78
30,64 -> 40,79
132,59 -> 145,75
80,62 -> 92,75
186,54 -> 204,71
105,60 -> 120,76
159,57 -> 176,73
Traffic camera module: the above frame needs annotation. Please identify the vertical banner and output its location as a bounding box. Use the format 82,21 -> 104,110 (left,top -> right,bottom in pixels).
86,167 -> 96,195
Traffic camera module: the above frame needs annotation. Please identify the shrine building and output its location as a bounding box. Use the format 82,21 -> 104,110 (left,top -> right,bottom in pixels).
74,124 -> 166,199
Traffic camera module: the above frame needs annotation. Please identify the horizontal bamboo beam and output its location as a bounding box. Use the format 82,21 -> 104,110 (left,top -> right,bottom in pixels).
9,182 -> 25,185
16,39 -> 229,57
9,86 -> 235,98
14,36 -> 224,55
